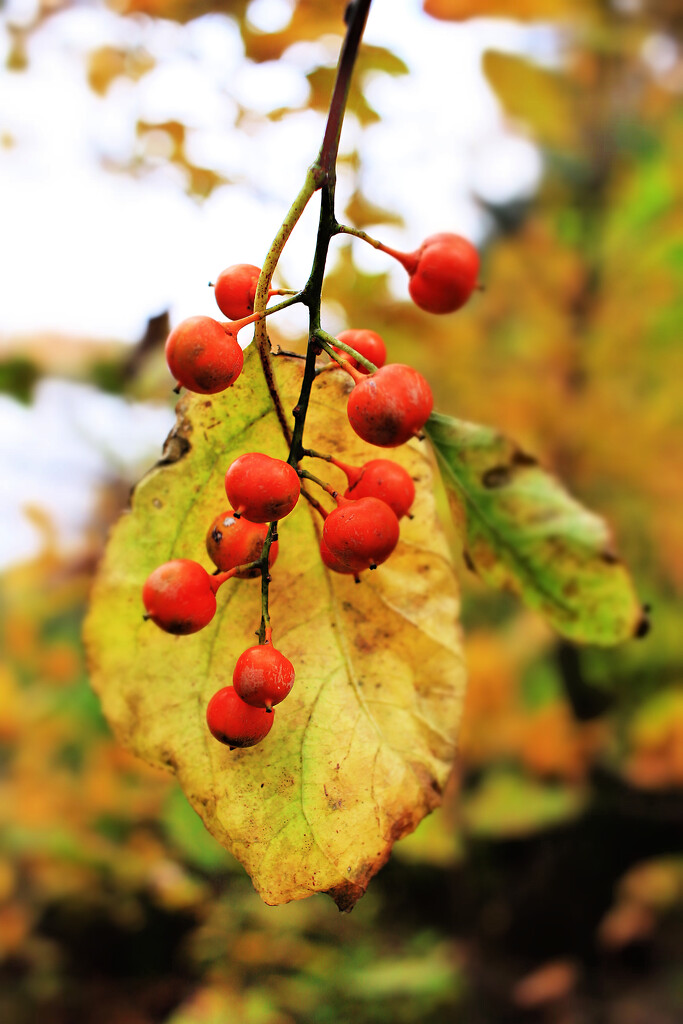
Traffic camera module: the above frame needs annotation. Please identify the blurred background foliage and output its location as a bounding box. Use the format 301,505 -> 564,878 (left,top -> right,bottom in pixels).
1,0 -> 682,1021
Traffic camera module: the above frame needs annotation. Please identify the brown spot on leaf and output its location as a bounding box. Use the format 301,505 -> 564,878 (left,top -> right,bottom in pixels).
634,609 -> 651,639
482,465 -> 512,488
601,550 -> 619,565
463,550 -> 476,573
158,433 -> 191,466
511,448 -> 538,467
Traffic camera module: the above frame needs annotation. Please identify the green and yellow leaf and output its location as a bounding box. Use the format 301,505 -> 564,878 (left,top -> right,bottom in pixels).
84,346 -> 465,908
425,411 -> 643,645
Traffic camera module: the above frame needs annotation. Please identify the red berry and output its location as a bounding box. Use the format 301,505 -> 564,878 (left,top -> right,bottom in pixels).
214,264 -> 263,321
142,559 -> 217,635
322,496 -> 400,571
206,510 -> 278,578
206,686 -> 274,748
233,643 -> 295,711
319,536 -> 365,576
346,363 -> 433,448
335,458 -> 415,519
225,453 -> 300,523
165,315 -> 243,394
407,233 -> 479,314
332,329 -> 387,373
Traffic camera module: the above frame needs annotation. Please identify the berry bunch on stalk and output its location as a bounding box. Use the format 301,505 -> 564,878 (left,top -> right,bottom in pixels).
142,0 -> 480,752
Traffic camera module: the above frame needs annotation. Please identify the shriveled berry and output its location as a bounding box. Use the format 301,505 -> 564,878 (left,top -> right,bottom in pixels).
206,686 -> 274,748
142,559 -> 217,635
225,453 -> 300,523
233,643 -> 295,711
408,233 -> 479,314
347,363 -> 433,448
322,496 -> 399,571
214,264 -> 262,321
332,329 -> 386,373
336,458 -> 415,519
206,511 -> 278,578
165,315 -> 243,394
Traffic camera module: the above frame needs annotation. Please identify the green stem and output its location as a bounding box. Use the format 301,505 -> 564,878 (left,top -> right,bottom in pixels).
314,327 -> 376,374
257,522 -> 278,644
335,223 -> 418,273
299,468 -> 339,500
253,166 -> 319,443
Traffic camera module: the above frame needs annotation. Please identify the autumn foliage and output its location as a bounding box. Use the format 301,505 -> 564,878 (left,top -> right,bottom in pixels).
1,0 -> 682,1022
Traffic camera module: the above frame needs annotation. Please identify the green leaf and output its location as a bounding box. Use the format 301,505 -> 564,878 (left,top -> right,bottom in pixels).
425,411 -> 643,646
84,347 -> 465,908
462,770 -> 587,838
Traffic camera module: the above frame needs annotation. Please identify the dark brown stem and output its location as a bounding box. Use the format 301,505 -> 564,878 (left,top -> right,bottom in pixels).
300,486 -> 330,521
317,0 -> 373,183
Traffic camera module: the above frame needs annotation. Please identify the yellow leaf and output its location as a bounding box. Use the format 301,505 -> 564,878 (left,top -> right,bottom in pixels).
87,45 -> 154,96
424,0 -> 594,21
84,345 -> 465,908
484,50 -> 581,150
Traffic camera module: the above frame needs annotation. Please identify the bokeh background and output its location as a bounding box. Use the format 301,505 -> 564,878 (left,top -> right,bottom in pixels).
1,0 -> 682,1021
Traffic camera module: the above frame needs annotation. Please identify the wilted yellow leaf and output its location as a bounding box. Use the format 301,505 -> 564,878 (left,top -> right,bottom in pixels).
84,345 -> 465,908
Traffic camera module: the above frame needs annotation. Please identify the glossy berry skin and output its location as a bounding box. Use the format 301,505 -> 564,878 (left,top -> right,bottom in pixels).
214,264 -> 263,321
225,453 -> 300,523
319,536 -> 365,576
206,510 -> 278,578
322,496 -> 400,571
408,233 -> 479,314
206,686 -> 274,748
332,329 -> 386,373
347,364 -> 433,448
142,559 -> 217,635
165,315 -> 243,394
233,643 -> 295,711
341,459 -> 415,519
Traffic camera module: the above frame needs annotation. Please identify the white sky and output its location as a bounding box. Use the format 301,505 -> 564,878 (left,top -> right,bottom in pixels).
0,0 -> 547,568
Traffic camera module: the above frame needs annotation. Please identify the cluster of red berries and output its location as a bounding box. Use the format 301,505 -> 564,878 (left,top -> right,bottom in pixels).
144,232 -> 478,751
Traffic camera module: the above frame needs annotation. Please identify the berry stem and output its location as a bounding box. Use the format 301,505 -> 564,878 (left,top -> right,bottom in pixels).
256,522 -> 278,644
299,487 -> 330,521
314,327 -> 377,374
301,448 -> 332,462
317,0 -> 373,184
248,1 -> 374,637
252,166 -> 320,445
299,469 -> 339,501
334,224 -> 419,274
209,567 -> 239,593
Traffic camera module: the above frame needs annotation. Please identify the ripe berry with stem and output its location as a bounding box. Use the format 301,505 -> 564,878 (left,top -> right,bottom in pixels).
328,456 -> 415,519
337,229 -> 479,315
345,363 -> 433,448
233,639 -> 295,711
322,495 -> 400,571
165,313 -> 257,394
206,686 -> 275,748
225,453 -> 301,523
142,559 -> 236,635
405,233 -> 480,314
331,329 -> 386,373
206,511 -> 279,578
213,263 -> 292,321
